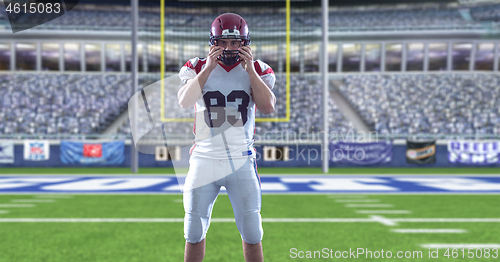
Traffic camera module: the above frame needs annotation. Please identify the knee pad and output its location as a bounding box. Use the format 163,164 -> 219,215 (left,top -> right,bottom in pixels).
184,212 -> 209,244
239,211 -> 263,244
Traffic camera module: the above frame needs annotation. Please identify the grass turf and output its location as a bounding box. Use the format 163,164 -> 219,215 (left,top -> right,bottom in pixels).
0,194 -> 499,261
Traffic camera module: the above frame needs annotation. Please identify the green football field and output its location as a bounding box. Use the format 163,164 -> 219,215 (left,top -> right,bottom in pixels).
0,167 -> 499,262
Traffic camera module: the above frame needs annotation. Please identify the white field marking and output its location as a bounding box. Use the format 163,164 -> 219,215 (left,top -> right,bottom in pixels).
0,204 -> 35,208
0,218 -> 375,223
2,192 -> 500,195
262,218 -> 373,222
392,229 -> 467,233
34,195 -> 73,199
173,199 -> 183,203
11,199 -> 55,203
370,215 -> 397,226
0,217 -> 500,223
393,218 -> 500,222
345,204 -> 394,208
327,195 -> 367,198
421,244 -> 500,249
0,210 -> 9,214
357,210 -> 412,214
335,199 -> 380,203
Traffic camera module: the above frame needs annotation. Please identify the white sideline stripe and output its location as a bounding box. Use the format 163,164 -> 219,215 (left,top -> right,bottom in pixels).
0,204 -> 35,208
0,218 -> 499,223
34,195 -> 73,199
173,199 -> 183,203
371,215 -> 397,226
345,204 -> 394,208
0,218 -> 375,223
421,244 -> 500,249
357,210 -> 412,214
335,199 -> 380,203
11,199 -> 55,203
0,218 -> 384,223
0,210 -> 9,214
327,195 -> 367,198
392,229 -> 467,233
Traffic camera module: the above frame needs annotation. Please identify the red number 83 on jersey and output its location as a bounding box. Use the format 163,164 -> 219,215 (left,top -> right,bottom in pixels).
203,90 -> 250,128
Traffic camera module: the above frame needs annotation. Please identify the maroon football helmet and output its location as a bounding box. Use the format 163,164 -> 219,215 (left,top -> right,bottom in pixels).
209,13 -> 250,66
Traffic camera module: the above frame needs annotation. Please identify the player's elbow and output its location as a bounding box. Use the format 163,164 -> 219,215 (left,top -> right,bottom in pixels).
259,103 -> 275,115
178,99 -> 193,109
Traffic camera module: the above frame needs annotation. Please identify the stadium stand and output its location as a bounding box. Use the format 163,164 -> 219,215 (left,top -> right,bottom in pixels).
0,73 -> 351,137
337,74 -> 500,136
1,3 -> 497,32
470,3 -> 500,22
6,73 -> 498,138
0,73 -> 132,135
117,75 -> 354,138
327,8 -> 479,30
255,75 -> 354,135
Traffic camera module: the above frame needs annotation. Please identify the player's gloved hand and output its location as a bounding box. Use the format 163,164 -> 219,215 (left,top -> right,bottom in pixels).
206,45 -> 224,71
239,46 -> 255,73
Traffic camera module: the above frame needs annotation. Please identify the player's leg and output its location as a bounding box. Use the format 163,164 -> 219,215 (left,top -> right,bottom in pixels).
225,157 -> 263,262
185,239 -> 205,262
183,156 -> 221,262
242,240 -> 263,262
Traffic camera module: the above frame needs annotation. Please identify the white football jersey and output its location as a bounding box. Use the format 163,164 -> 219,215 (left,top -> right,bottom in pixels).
179,58 -> 275,159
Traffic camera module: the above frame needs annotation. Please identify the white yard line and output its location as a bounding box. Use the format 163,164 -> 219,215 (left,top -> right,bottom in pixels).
262,218 -> 373,222
11,199 -> 55,203
370,215 -> 398,226
0,218 -> 375,223
0,210 -> 9,214
392,229 -> 467,233
0,217 -> 498,223
173,199 -> 183,203
421,244 -> 500,249
0,204 -> 35,208
335,199 -> 380,203
345,204 -> 394,208
393,218 -> 500,222
357,210 -> 412,214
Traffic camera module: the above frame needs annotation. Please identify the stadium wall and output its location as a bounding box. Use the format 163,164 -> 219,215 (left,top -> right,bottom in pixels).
2,143 -> 500,168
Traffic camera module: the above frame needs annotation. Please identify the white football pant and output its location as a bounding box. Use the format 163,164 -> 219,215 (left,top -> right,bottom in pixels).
183,155 -> 263,244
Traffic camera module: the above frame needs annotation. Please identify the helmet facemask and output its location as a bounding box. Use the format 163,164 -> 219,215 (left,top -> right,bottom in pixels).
210,29 -> 250,66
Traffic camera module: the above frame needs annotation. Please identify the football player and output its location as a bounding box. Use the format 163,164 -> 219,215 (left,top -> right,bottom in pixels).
177,13 -> 276,262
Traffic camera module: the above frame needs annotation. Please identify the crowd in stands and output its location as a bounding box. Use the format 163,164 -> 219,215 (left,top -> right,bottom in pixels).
326,8 -> 475,30
117,75 -> 354,140
470,3 -> 500,22
2,73 -> 499,138
338,74 -> 500,136
0,74 -> 131,135
0,73 -> 351,138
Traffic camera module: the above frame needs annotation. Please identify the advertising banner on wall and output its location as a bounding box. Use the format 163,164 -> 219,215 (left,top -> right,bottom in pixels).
0,141 -> 14,164
24,140 -> 50,161
330,141 -> 392,165
406,140 -> 436,165
448,141 -> 500,165
60,141 -> 124,165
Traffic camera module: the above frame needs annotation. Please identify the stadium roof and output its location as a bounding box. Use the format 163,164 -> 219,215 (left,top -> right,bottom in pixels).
78,0 -> 458,8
